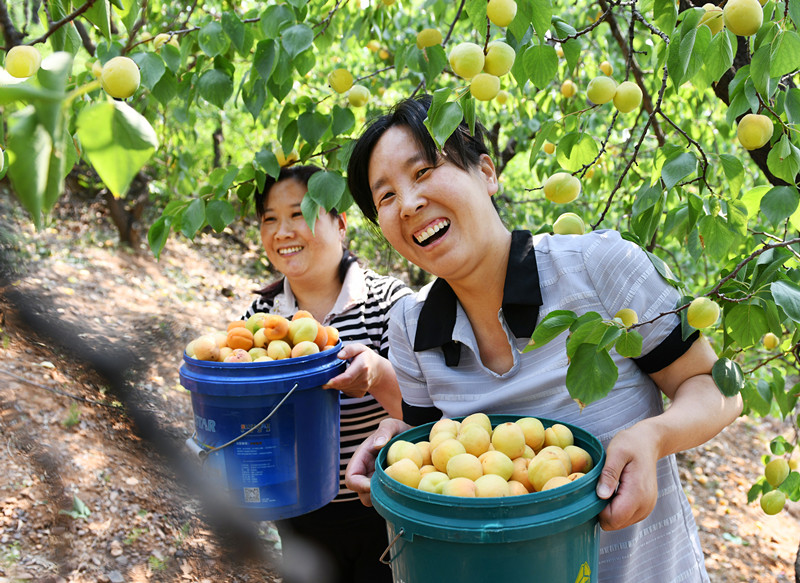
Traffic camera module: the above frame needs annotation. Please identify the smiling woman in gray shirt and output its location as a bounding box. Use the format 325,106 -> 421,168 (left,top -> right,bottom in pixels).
343,95 -> 743,583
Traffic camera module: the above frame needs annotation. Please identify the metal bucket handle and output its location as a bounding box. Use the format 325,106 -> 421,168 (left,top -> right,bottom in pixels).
187,382 -> 299,461
379,528 -> 405,565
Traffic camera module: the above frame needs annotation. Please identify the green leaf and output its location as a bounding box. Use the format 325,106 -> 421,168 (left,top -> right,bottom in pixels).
566,316 -> 608,360
760,186 -> 800,226
148,215 -> 171,258
615,330 -> 643,358
654,0 -> 678,31
84,0 -> 111,40
525,310 -> 577,352
704,28 -> 734,83
785,89 -> 800,126
751,44 -> 771,98
297,111 -> 329,148
307,171 -> 346,212
566,344 -> 618,408
725,302 -> 768,347
331,105 -> 355,137
130,52 -> 165,90
791,0 -> 800,29
300,194 -> 321,233
420,45 -> 448,88
464,0 -> 487,33
662,152 -> 696,190
181,199 -> 206,238
160,44 -> 181,73
771,280 -> 800,323
698,214 -> 735,260
6,109 -> 52,228
198,69 -> 233,108
720,154 -> 745,198
524,44 -> 558,90
770,31 -> 800,78
198,22 -> 230,58
222,12 -> 246,54
254,149 -> 280,180
282,24 -> 313,59
253,40 -> 279,81
242,78 -> 266,120
645,250 -> 682,287
528,0 -> 553,42
425,90 -> 462,149
206,200 -> 235,232
261,4 -> 294,38
76,102 -> 158,198
767,134 -> 800,184
555,132 -> 599,172
712,358 -> 744,397
631,185 -> 665,245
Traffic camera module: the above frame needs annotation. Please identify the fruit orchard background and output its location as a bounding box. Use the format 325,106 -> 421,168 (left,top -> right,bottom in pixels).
2,0 -> 800,563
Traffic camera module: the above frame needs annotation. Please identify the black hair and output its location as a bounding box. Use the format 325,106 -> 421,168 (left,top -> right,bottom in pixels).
253,163 -> 357,289
346,94 -> 492,223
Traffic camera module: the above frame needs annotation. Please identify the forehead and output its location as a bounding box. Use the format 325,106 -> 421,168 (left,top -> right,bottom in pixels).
264,179 -> 306,209
368,127 -> 425,182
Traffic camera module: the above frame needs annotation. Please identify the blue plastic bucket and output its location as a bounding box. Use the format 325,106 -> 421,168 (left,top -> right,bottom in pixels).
371,415 -> 607,583
180,343 -> 345,521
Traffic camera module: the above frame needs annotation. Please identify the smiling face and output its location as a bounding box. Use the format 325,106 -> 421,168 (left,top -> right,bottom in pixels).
368,126 -> 502,283
259,178 -> 346,283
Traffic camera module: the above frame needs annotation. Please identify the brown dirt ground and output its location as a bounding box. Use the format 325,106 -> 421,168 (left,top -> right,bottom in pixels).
1,189 -> 799,583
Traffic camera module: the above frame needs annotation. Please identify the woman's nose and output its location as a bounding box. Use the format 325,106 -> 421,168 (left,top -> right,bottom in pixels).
399,189 -> 426,219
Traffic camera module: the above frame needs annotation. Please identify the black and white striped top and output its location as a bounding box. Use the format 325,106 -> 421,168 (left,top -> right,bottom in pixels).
243,262 -> 411,502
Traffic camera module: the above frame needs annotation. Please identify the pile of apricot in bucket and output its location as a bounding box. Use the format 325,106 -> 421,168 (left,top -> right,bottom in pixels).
184,311 -> 340,363
383,413 -> 594,497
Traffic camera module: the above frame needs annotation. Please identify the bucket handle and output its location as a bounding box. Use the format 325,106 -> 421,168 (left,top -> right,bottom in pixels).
379,528 -> 405,565
189,383 -> 299,461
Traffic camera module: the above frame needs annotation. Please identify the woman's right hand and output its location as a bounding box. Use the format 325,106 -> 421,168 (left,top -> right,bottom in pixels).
345,418 -> 412,506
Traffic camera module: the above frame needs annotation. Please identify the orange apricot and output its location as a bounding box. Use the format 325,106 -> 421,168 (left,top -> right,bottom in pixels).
292,310 -> 314,321
313,322 -> 329,350
262,314 -> 290,341
227,320 -> 247,331
325,325 -> 340,345
227,327 -> 254,351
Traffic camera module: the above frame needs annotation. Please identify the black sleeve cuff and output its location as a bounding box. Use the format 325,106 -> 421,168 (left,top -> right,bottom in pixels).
401,401 -> 442,426
633,325 -> 700,374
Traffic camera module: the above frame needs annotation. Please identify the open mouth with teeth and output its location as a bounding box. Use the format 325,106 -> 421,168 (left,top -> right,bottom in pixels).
414,219 -> 450,246
278,245 -> 303,255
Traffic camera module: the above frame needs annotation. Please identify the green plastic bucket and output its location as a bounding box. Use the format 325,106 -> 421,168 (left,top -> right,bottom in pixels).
180,343 -> 345,521
371,415 -> 607,583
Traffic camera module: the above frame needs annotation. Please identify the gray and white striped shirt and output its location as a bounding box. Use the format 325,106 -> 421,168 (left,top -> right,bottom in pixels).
389,229 -> 710,583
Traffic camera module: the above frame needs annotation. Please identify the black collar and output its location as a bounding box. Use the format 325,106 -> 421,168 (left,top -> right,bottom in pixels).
413,230 -> 543,366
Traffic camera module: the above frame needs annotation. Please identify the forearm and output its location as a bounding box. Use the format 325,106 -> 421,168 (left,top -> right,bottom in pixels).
636,373 -> 743,460
368,357 -> 403,419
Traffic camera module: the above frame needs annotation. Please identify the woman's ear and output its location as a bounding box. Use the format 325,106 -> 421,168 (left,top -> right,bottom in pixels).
479,153 -> 499,196
338,212 -> 348,234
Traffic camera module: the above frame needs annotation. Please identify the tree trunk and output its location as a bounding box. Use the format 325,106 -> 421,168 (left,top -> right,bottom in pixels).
100,171 -> 150,249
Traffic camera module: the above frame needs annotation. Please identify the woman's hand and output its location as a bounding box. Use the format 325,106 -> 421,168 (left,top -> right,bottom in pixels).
345,418 -> 412,506
323,343 -> 379,398
595,424 -> 660,531
323,344 -> 403,418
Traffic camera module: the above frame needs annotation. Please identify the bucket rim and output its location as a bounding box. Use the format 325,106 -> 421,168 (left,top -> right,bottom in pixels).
371,415 -> 608,543
182,340 -> 343,368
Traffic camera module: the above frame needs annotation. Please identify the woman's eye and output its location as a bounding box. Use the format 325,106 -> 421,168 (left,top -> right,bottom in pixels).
262,216 -> 275,224
416,167 -> 431,179
291,212 -> 304,219
377,191 -> 395,206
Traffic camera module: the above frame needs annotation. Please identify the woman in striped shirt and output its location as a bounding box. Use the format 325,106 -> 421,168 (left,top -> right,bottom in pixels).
244,164 -> 410,583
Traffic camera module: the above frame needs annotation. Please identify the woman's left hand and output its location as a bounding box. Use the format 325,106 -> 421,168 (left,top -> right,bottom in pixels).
595,424 -> 660,531
323,343 -> 382,398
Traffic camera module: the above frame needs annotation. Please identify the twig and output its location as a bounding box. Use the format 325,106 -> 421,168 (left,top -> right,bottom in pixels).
28,0 -> 98,45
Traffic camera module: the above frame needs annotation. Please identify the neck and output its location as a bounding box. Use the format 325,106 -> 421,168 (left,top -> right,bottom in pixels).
449,229 -> 512,312
288,267 -> 343,322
